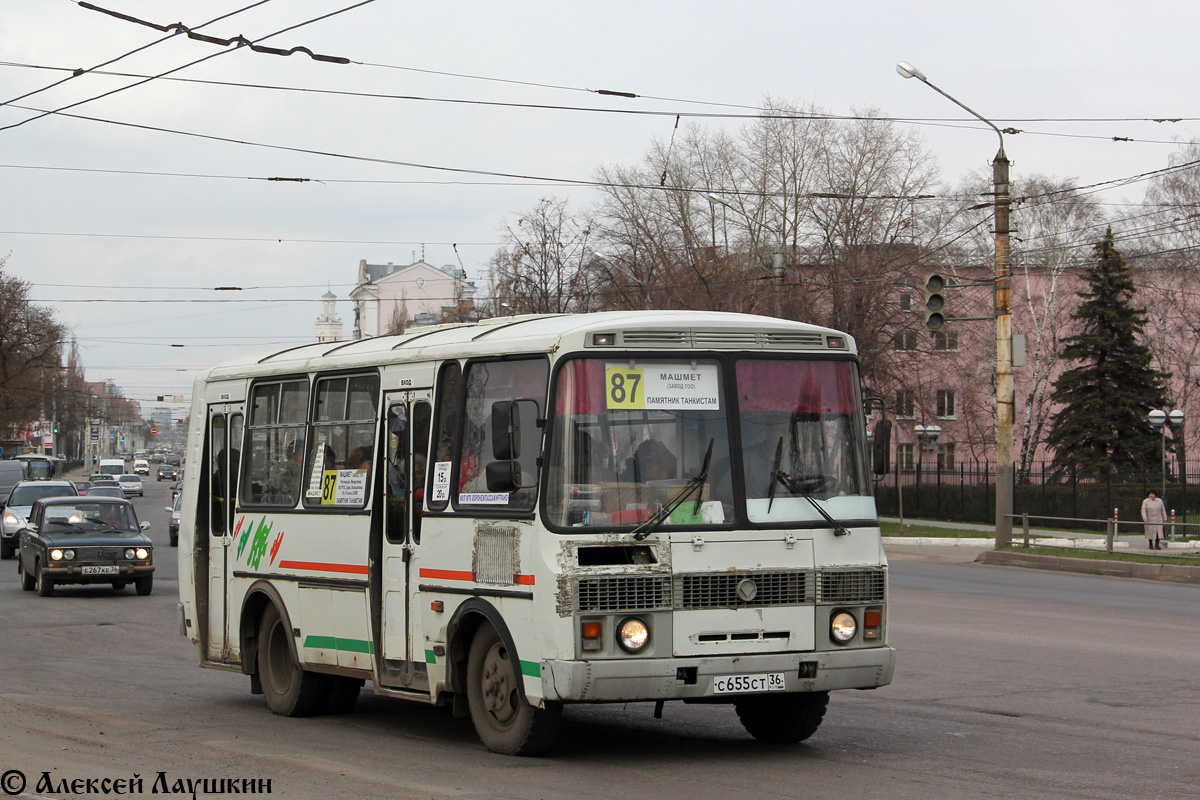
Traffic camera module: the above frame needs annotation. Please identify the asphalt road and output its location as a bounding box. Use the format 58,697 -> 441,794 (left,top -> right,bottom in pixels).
0,478 -> 1196,799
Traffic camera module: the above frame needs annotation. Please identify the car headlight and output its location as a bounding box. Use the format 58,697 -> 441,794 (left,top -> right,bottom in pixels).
124,548 -> 136,559
63,549 -> 75,560
616,617 -> 650,653
50,548 -> 64,561
135,548 -> 150,560
3,513 -> 18,526
830,611 -> 857,644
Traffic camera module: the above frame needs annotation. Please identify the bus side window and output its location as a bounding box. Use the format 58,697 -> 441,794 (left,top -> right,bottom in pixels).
385,404 -> 409,544
426,362 -> 461,512
210,414 -> 227,535
411,401 -> 431,542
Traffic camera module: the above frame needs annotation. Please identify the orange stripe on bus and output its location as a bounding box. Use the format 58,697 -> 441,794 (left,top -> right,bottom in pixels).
278,560 -> 369,575
419,568 -> 535,586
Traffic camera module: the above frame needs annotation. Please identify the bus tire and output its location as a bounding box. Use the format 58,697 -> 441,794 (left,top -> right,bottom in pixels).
258,603 -> 328,717
466,624 -> 561,755
323,677 -> 364,714
734,691 -> 829,743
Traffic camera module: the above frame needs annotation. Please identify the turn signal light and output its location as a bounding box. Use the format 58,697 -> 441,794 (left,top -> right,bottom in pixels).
581,620 -> 603,652
863,607 -> 883,641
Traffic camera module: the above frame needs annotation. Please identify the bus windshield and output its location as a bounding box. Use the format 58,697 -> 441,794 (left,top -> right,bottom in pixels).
544,356 -> 872,530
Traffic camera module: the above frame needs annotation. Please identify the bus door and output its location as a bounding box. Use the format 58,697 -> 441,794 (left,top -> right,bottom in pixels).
378,390 -> 432,690
206,406 -> 244,661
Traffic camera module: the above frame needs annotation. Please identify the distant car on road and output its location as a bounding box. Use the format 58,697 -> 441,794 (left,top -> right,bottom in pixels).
157,464 -> 178,481
17,496 -> 154,596
133,459 -> 150,475
86,487 -> 125,500
117,474 -> 144,498
2,480 -> 78,560
71,481 -> 93,496
166,492 -> 181,547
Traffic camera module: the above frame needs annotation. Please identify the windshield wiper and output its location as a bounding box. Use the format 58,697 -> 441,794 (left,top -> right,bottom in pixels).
631,438 -> 714,541
768,437 -> 849,536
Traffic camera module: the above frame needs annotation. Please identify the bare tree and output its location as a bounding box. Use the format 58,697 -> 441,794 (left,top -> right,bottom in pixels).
0,257 -> 67,430
488,197 -> 597,314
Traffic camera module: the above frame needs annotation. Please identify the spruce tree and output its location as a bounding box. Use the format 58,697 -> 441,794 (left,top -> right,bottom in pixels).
1047,228 -> 1168,473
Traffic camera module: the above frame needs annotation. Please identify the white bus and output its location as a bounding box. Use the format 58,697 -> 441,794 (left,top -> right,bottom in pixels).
178,311 -> 896,755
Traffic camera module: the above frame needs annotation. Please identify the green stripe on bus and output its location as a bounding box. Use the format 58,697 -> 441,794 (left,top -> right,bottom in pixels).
520,660 -> 541,678
302,635 -> 374,654
426,649 -> 437,664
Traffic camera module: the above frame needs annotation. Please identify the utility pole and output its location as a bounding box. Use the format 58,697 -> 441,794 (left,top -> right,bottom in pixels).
897,62 -> 1014,546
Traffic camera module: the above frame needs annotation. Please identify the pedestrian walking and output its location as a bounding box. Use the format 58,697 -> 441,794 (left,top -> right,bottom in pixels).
1141,490 -> 1167,550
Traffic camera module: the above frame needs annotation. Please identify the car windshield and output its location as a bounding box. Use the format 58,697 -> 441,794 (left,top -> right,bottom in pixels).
87,487 -> 125,498
42,503 -> 138,531
10,485 -> 76,506
544,356 -> 874,531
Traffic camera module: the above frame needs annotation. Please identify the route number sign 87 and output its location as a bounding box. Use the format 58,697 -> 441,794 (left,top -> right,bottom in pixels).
605,367 -> 644,409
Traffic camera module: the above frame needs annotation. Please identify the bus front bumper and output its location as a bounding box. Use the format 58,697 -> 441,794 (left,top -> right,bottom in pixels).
540,646 -> 895,702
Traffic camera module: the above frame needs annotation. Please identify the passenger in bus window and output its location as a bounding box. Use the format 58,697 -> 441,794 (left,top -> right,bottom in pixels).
348,446 -> 373,474
631,439 -> 676,482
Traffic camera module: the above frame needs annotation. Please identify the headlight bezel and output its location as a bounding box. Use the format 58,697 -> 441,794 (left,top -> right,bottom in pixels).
829,610 -> 858,645
135,547 -> 150,560
50,548 -> 65,561
615,616 -> 651,654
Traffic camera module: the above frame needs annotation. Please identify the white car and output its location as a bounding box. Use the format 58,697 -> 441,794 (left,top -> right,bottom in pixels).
133,459 -> 150,475
117,474 -> 144,498
1,480 -> 78,559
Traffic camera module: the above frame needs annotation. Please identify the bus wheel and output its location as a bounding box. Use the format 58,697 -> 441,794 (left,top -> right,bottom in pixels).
466,624 -> 560,755
323,677 -> 363,714
734,691 -> 829,743
258,603 -> 328,717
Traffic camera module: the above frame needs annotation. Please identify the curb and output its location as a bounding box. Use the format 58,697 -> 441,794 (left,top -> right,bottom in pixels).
976,550 -> 1200,586
882,536 -> 1139,549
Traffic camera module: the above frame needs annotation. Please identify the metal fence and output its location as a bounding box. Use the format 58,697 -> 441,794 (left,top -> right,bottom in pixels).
873,460 -> 1198,531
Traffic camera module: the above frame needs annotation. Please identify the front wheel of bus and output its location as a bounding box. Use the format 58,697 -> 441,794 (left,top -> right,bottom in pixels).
466,624 -> 561,755
734,691 -> 829,743
258,603 -> 328,717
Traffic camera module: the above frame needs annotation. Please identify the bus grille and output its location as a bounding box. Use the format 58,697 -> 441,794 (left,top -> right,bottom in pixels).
675,571 -> 810,609
576,575 -> 672,612
816,569 -> 887,604
573,568 -> 885,612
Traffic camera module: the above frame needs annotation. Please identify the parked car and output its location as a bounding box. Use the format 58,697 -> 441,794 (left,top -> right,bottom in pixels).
157,464 -> 178,481
166,492 -> 181,547
17,496 -> 154,596
117,474 -> 144,498
71,481 -> 93,496
86,487 -> 125,499
172,480 -> 184,503
1,480 -> 78,559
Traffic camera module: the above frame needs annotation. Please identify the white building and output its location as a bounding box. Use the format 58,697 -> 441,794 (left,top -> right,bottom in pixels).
315,290 -> 343,343
349,259 -> 476,339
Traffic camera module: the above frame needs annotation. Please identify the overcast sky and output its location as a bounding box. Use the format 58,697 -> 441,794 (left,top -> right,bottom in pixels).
3,0 -> 1198,414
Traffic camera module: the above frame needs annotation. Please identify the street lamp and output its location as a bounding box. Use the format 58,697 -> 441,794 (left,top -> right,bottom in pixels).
897,61 -> 1014,546
1148,409 -> 1184,537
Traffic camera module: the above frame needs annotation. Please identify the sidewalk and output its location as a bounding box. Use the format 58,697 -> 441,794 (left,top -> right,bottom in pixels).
880,516 -> 1200,555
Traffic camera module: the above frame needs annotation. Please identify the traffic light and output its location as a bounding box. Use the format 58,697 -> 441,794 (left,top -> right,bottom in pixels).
52,424 -> 58,434
923,273 -> 946,331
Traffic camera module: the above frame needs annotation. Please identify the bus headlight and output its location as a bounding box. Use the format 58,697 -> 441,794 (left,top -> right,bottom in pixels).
616,617 -> 650,653
830,611 -> 857,644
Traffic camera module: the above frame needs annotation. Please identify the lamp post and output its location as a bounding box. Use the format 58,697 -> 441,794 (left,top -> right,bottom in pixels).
1148,409 -> 1184,537
897,61 -> 1014,546
705,194 -> 785,317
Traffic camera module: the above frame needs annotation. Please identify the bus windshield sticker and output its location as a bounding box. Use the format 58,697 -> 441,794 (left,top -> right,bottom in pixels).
321,470 -> 367,505
605,364 -> 720,411
458,492 -> 511,505
431,460 -> 452,502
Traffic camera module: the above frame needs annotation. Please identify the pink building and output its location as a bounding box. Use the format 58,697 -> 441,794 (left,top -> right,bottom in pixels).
350,260 -> 477,339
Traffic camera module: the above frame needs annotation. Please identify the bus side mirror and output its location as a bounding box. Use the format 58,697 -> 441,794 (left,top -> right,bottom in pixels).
491,401 -> 520,461
487,400 -> 538,491
872,419 -> 892,475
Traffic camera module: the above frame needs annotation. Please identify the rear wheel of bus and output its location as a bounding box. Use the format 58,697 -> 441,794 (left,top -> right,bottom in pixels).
734,691 -> 829,743
258,603 -> 328,717
466,624 -> 561,755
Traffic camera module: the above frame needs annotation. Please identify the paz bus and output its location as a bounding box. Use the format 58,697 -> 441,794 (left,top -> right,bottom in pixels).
177,310 -> 896,755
